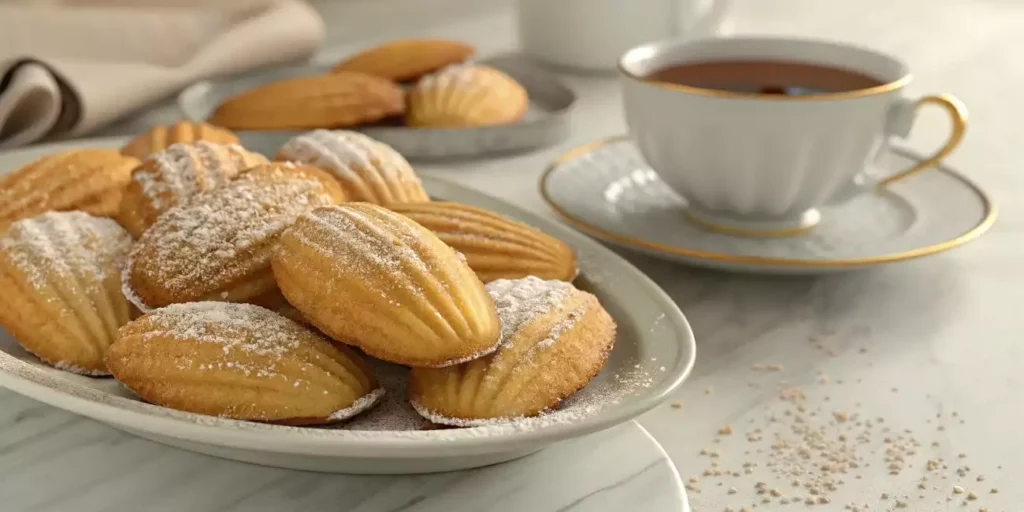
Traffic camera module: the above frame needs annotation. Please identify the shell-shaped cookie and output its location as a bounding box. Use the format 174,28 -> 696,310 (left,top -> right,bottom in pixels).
124,178 -> 341,311
0,211 -> 134,375
389,202 -> 577,282
332,38 -> 475,82
408,276 -> 616,425
271,203 -> 501,367
118,142 -> 268,237
235,162 -> 346,203
106,302 -> 382,424
209,72 -> 405,130
407,64 -> 528,127
276,129 -> 429,205
121,121 -> 240,159
0,149 -> 139,231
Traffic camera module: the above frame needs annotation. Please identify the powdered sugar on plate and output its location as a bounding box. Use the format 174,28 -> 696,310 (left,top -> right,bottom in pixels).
329,387 -> 385,421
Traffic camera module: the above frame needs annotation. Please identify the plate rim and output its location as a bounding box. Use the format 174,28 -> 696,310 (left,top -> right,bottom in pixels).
539,135 -> 997,269
0,136 -> 695,457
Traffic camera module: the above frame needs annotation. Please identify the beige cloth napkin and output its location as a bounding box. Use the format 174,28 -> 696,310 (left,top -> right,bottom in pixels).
0,0 -> 324,148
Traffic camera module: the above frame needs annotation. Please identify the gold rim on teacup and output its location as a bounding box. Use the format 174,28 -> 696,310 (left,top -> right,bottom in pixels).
617,37 -> 969,236
538,136 -> 997,268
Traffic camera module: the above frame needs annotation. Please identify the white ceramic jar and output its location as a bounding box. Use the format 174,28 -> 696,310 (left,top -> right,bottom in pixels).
516,0 -> 732,72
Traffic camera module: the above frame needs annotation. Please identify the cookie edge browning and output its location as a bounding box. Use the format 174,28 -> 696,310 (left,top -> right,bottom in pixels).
271,203 -> 503,368
331,38 -> 475,82
208,73 -> 406,131
388,201 -> 578,283
105,304 -> 383,425
407,287 -> 617,425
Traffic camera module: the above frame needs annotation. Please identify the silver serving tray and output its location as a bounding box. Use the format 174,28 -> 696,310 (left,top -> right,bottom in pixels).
177,55 -> 577,160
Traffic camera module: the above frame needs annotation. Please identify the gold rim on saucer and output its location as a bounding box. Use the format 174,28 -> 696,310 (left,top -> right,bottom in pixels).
538,136 -> 998,268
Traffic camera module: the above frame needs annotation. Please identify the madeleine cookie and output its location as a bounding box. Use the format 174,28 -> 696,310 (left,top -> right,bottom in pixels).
276,129 -> 428,205
332,38 -> 474,82
118,142 -> 268,237
0,149 -> 139,231
0,211 -> 134,375
124,178 -> 341,311
209,72 -> 405,130
271,203 -> 501,367
409,276 -> 616,425
121,121 -> 240,159
407,64 -> 528,127
389,202 -> 577,282
235,162 -> 346,202
106,302 -> 382,424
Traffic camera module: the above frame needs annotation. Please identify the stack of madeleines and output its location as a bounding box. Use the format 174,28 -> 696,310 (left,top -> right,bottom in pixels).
209,38 -> 529,130
0,122 -> 617,427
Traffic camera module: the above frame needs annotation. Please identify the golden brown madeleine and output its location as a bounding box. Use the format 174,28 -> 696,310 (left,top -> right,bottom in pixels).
0,211 -> 133,375
275,129 -> 429,205
389,201 -> 577,282
0,149 -> 139,231
407,64 -> 528,127
271,203 -> 501,367
409,276 -> 616,425
332,38 -> 475,82
235,162 -> 346,203
106,302 -> 382,424
121,121 -> 240,159
209,72 -> 405,130
118,142 -> 268,237
124,178 -> 340,311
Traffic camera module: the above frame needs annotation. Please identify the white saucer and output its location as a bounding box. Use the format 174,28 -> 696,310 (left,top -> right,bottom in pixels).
540,137 -> 996,274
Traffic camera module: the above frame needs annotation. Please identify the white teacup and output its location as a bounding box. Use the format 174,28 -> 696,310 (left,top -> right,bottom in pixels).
619,37 -> 967,236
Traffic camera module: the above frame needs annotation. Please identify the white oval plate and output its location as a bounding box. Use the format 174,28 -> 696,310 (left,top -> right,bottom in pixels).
178,55 -> 576,160
541,136 -> 996,274
0,137 -> 694,474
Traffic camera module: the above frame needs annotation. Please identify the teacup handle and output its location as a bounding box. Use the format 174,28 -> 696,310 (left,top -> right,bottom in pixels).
878,94 -> 968,187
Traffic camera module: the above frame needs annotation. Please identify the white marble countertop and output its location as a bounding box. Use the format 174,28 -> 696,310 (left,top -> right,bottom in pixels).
5,0 -> 1024,511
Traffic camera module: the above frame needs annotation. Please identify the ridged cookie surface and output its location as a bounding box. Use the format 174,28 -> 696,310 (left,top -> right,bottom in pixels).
332,38 -> 474,82
124,178 -> 340,311
121,121 -> 240,159
389,201 -> 577,282
409,276 -> 616,425
276,129 -> 428,205
0,211 -> 134,375
118,142 -> 268,237
0,148 -> 139,231
407,64 -> 528,127
209,72 -> 405,130
106,302 -> 381,424
271,203 -> 501,367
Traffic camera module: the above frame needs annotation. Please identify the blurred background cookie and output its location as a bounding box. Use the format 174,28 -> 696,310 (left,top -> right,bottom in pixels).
121,121 -> 240,160
0,211 -> 133,376
0,148 -> 138,231
407,64 -> 528,127
209,72 -> 405,130
332,38 -> 475,82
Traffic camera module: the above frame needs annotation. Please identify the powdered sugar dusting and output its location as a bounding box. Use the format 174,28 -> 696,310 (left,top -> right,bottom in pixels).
126,179 -> 334,306
416,63 -> 476,90
1,211 -> 132,293
277,130 -> 417,184
140,302 -> 305,359
328,387 -> 385,420
486,276 -> 573,344
53,360 -> 109,377
133,141 -> 267,211
337,359 -> 428,431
